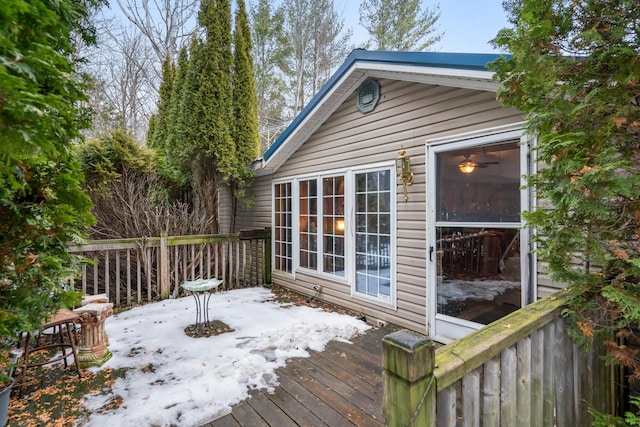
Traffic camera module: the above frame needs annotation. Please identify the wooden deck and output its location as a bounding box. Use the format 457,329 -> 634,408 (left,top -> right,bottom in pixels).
203,325 -> 396,427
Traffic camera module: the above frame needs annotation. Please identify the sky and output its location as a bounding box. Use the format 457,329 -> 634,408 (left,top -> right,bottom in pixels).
108,0 -> 511,55
335,0 -> 511,54
80,287 -> 370,426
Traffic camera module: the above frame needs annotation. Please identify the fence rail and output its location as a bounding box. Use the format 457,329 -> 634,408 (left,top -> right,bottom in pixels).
383,289 -> 621,426
67,229 -> 271,307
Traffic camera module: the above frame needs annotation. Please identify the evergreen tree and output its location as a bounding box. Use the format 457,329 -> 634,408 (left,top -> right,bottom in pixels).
163,45 -> 191,190
197,0 -> 235,173
166,46 -> 189,165
230,0 -> 260,232
152,0 -> 264,233
0,0 -> 100,375
491,0 -> 640,419
78,128 -> 156,195
193,0 -> 235,233
178,37 -> 210,211
147,57 -> 176,150
359,0 -> 443,51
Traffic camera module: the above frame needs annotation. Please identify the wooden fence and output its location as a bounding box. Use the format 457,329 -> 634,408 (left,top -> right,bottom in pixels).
383,289 -> 622,426
67,228 -> 271,307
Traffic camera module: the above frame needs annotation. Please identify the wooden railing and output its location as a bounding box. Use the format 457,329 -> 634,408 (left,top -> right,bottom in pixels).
67,228 -> 271,307
383,289 -> 621,426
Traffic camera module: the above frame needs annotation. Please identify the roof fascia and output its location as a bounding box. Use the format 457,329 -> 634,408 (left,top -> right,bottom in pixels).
361,63 -> 498,92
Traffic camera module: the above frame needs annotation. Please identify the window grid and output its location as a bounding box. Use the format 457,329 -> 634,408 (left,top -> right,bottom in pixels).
299,179 -> 317,270
274,182 -> 292,272
322,176 -> 345,276
272,167 -> 394,306
355,170 -> 392,297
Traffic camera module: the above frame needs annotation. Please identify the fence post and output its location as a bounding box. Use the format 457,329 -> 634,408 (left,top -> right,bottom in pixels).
159,232 -> 169,299
263,227 -> 272,285
383,330 -> 436,427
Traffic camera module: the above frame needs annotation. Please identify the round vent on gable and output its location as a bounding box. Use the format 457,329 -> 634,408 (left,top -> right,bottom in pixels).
356,78 -> 381,113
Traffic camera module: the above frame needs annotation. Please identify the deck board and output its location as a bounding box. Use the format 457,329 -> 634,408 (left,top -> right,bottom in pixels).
245,391 -> 299,427
276,374 -> 353,425
225,403 -> 269,427
204,325 -> 395,427
287,358 -> 382,425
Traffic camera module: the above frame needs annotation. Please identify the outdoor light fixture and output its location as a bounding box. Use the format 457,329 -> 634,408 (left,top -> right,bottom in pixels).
458,158 -> 477,174
396,148 -> 414,202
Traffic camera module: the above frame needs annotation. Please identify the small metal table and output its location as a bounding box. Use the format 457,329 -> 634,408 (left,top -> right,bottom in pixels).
180,278 -> 223,330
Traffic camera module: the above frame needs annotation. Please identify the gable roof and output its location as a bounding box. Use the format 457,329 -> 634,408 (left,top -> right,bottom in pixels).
258,50 -> 505,176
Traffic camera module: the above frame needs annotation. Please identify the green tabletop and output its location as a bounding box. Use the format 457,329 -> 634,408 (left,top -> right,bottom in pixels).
180,278 -> 223,292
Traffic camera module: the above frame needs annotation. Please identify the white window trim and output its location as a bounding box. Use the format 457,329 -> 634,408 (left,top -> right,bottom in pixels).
272,161 -> 397,309
348,165 -> 397,309
272,180 -> 294,275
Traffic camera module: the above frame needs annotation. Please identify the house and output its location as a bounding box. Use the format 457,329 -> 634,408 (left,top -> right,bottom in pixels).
232,49 -> 562,343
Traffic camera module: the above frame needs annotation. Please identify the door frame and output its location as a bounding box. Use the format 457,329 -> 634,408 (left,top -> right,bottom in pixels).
425,122 -> 534,343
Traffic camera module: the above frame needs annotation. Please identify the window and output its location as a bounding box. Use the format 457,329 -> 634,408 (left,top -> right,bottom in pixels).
355,170 -> 392,299
274,182 -> 292,272
322,176 -> 345,276
299,179 -> 317,270
272,165 -> 395,307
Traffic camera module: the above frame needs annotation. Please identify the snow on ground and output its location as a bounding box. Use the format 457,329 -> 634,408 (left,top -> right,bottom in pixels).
438,279 -> 520,304
81,287 -> 370,427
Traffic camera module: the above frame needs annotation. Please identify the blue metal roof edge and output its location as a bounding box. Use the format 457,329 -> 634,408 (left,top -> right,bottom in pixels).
262,50 -> 505,162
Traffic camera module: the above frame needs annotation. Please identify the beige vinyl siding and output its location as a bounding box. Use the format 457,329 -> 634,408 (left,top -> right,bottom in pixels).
531,178 -> 570,299
537,270 -> 565,297
234,177 -> 272,230
217,183 -> 233,233
261,79 -> 523,334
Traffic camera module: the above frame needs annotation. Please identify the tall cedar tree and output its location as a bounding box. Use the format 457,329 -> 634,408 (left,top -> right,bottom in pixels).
147,57 -> 175,151
491,0 -> 640,415
165,46 -> 190,189
193,0 -> 235,234
230,0 -> 260,232
178,37 -> 218,231
148,56 -> 186,191
359,0 -> 443,51
0,0 -> 99,380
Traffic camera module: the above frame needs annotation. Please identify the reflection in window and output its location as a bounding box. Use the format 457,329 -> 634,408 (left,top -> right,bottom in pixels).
273,166 -> 395,306
434,141 -> 522,325
436,142 -> 521,223
436,227 -> 521,324
322,176 -> 344,276
274,182 -> 292,272
355,170 -> 391,299
299,179 -> 317,270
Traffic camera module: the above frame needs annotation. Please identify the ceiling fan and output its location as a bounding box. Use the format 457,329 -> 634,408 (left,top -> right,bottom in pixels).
458,153 -> 499,174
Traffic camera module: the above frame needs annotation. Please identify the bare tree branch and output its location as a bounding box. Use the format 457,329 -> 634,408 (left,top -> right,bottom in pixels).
115,0 -> 198,65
